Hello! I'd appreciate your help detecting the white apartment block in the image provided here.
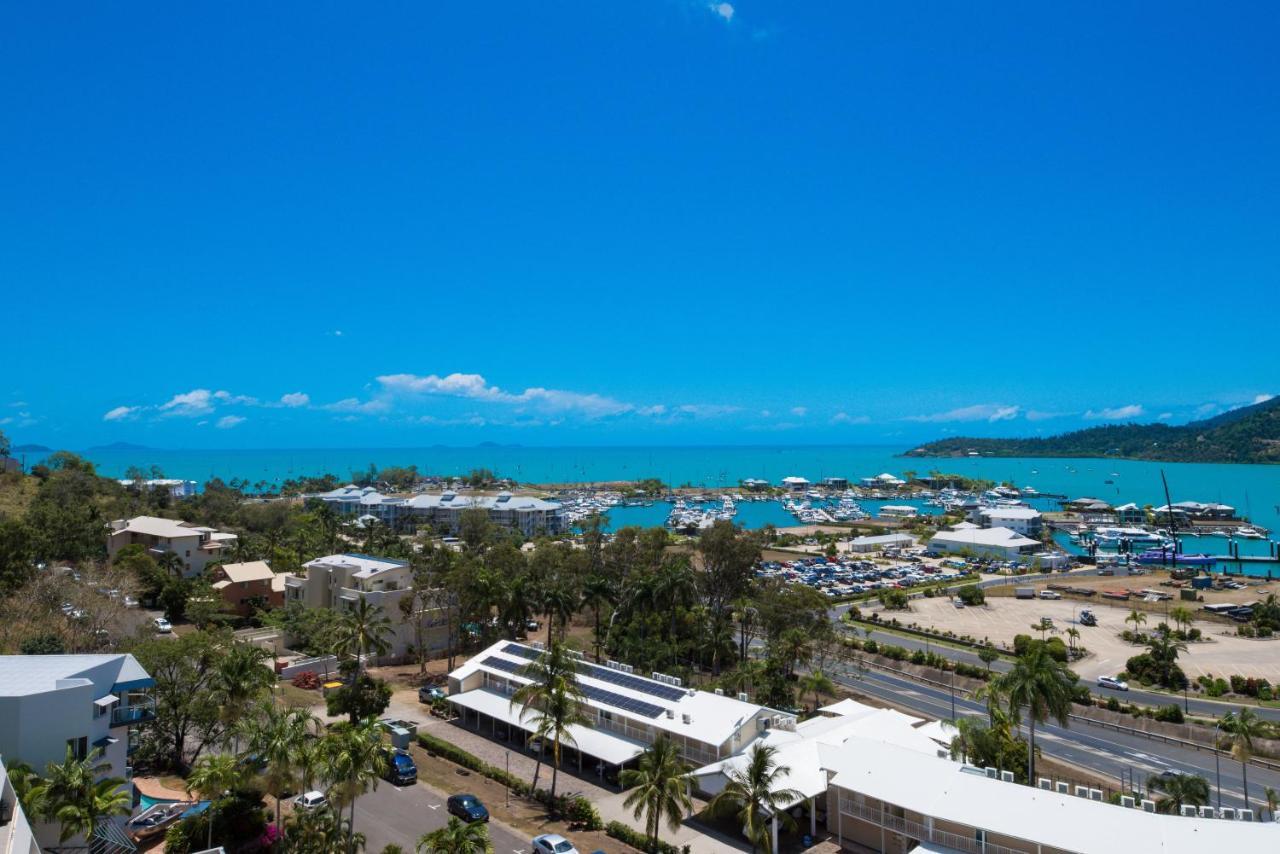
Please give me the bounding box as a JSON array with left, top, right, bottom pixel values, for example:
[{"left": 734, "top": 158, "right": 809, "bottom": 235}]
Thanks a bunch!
[
  {"left": 107, "top": 516, "right": 237, "bottom": 578},
  {"left": 312, "top": 487, "right": 565, "bottom": 537},
  {"left": 0, "top": 655, "right": 155, "bottom": 851},
  {"left": 448, "top": 640, "right": 794, "bottom": 771},
  {"left": 973, "top": 505, "right": 1043, "bottom": 537},
  {"left": 0, "top": 755, "right": 40, "bottom": 854},
  {"left": 283, "top": 554, "right": 447, "bottom": 660}
]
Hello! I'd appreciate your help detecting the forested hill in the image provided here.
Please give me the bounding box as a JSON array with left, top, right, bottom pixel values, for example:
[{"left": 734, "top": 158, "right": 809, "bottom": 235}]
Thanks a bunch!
[{"left": 904, "top": 397, "right": 1280, "bottom": 464}]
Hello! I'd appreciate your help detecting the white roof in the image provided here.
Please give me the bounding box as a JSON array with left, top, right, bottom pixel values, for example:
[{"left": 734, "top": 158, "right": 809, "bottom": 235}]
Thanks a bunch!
[
  {"left": 304, "top": 553, "right": 409, "bottom": 579},
  {"left": 449, "top": 688, "right": 646, "bottom": 765},
  {"left": 929, "top": 527, "right": 1038, "bottom": 549},
  {"left": 978, "top": 506, "right": 1041, "bottom": 520},
  {"left": 821, "top": 737, "right": 1279, "bottom": 853},
  {"left": 451, "top": 641, "right": 780, "bottom": 747},
  {"left": 0, "top": 654, "right": 153, "bottom": 696},
  {"left": 849, "top": 534, "right": 916, "bottom": 546},
  {"left": 407, "top": 493, "right": 561, "bottom": 512},
  {"left": 781, "top": 476, "right": 810, "bottom": 484}
]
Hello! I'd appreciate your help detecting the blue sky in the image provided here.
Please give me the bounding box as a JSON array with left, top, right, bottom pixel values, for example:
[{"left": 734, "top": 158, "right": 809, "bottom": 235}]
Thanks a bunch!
[{"left": 2, "top": 2, "right": 1276, "bottom": 449}]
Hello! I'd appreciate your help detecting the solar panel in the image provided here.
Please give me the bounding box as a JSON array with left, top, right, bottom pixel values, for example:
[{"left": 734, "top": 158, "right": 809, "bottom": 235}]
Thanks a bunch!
[
  {"left": 501, "top": 643, "right": 686, "bottom": 701},
  {"left": 479, "top": 655, "right": 665, "bottom": 718}
]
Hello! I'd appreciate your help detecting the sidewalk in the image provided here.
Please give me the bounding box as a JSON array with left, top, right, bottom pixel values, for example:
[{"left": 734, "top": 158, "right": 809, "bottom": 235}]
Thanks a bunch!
[{"left": 595, "top": 790, "right": 751, "bottom": 853}]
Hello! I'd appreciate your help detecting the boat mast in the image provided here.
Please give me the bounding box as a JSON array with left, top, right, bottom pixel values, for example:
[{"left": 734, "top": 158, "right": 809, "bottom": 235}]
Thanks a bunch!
[{"left": 1160, "top": 469, "right": 1180, "bottom": 575}]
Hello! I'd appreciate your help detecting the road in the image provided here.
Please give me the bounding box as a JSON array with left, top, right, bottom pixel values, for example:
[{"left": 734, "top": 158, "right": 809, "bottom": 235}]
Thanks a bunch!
[
  {"left": 353, "top": 777, "right": 527, "bottom": 854},
  {"left": 831, "top": 661, "right": 1280, "bottom": 812}
]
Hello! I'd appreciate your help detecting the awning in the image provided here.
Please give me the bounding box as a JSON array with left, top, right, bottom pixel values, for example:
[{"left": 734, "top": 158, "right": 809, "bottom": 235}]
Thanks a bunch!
[
  {"left": 95, "top": 694, "right": 120, "bottom": 708},
  {"left": 94, "top": 736, "right": 120, "bottom": 748},
  {"left": 449, "top": 689, "right": 646, "bottom": 766}
]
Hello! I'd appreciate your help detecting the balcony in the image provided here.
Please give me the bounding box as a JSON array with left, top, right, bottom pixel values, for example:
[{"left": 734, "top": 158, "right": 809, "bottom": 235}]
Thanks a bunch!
[{"left": 111, "top": 696, "right": 156, "bottom": 727}]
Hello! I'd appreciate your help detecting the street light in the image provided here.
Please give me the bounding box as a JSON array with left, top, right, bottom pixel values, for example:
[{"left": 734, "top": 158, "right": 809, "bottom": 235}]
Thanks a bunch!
[{"left": 505, "top": 750, "right": 511, "bottom": 807}]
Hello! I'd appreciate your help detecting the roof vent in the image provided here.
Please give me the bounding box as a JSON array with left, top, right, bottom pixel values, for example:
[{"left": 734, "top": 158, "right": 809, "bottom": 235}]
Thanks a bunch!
[
  {"left": 666, "top": 709, "right": 675, "bottom": 719},
  {"left": 681, "top": 713, "right": 691, "bottom": 725}
]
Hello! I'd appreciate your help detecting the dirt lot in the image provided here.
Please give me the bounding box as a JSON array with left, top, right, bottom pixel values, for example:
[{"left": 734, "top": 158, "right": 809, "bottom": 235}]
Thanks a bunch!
[{"left": 872, "top": 585, "right": 1280, "bottom": 684}]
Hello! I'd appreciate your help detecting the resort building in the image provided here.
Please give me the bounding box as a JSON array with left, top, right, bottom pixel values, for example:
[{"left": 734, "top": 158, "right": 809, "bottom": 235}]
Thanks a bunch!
[
  {"left": 447, "top": 640, "right": 794, "bottom": 772},
  {"left": 1062, "top": 497, "right": 1114, "bottom": 516},
  {"left": 877, "top": 505, "right": 918, "bottom": 520},
  {"left": 822, "top": 476, "right": 850, "bottom": 490},
  {"left": 0, "top": 655, "right": 155, "bottom": 848},
  {"left": 847, "top": 534, "right": 917, "bottom": 553},
  {"left": 209, "top": 560, "right": 283, "bottom": 616},
  {"left": 741, "top": 478, "right": 770, "bottom": 492},
  {"left": 782, "top": 476, "right": 811, "bottom": 494},
  {"left": 116, "top": 478, "right": 198, "bottom": 498},
  {"left": 1152, "top": 501, "right": 1239, "bottom": 523},
  {"left": 1114, "top": 502, "right": 1147, "bottom": 525},
  {"left": 860, "top": 473, "right": 906, "bottom": 488},
  {"left": 974, "top": 506, "right": 1042, "bottom": 537},
  {"left": 927, "top": 527, "right": 1040, "bottom": 561},
  {"left": 0, "top": 755, "right": 40, "bottom": 854},
  {"left": 283, "top": 553, "right": 447, "bottom": 660},
  {"left": 106, "top": 516, "right": 237, "bottom": 578},
  {"left": 312, "top": 486, "right": 565, "bottom": 537}
]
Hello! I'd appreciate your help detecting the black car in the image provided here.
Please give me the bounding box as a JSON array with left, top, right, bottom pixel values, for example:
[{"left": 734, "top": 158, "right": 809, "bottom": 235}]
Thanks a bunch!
[{"left": 447, "top": 793, "right": 489, "bottom": 823}]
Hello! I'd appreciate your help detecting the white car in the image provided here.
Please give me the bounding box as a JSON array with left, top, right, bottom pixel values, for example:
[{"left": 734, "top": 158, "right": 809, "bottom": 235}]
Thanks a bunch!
[
  {"left": 532, "top": 834, "right": 578, "bottom": 854},
  {"left": 1097, "top": 675, "right": 1129, "bottom": 691},
  {"left": 153, "top": 617, "right": 172, "bottom": 633},
  {"left": 1038, "top": 590, "right": 1062, "bottom": 600},
  {"left": 293, "top": 791, "right": 328, "bottom": 810}
]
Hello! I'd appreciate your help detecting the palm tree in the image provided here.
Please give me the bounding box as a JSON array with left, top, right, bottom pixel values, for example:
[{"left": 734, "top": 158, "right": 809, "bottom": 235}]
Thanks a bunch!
[
  {"left": 621, "top": 735, "right": 693, "bottom": 850},
  {"left": 157, "top": 549, "right": 185, "bottom": 578},
  {"left": 1125, "top": 608, "right": 1147, "bottom": 636},
  {"left": 1264, "top": 786, "right": 1278, "bottom": 822},
  {"left": 1065, "top": 627, "right": 1080, "bottom": 653},
  {"left": 333, "top": 597, "right": 394, "bottom": 673},
  {"left": 1169, "top": 605, "right": 1194, "bottom": 636},
  {"left": 242, "top": 702, "right": 318, "bottom": 834},
  {"left": 995, "top": 642, "right": 1075, "bottom": 785},
  {"left": 416, "top": 816, "right": 490, "bottom": 853},
  {"left": 1145, "top": 631, "right": 1188, "bottom": 688},
  {"left": 510, "top": 642, "right": 585, "bottom": 797},
  {"left": 38, "top": 747, "right": 132, "bottom": 844},
  {"left": 5, "top": 760, "right": 44, "bottom": 815},
  {"left": 323, "top": 718, "right": 388, "bottom": 854},
  {"left": 797, "top": 670, "right": 836, "bottom": 712},
  {"left": 708, "top": 744, "right": 803, "bottom": 854},
  {"left": 1220, "top": 708, "right": 1266, "bottom": 812},
  {"left": 186, "top": 753, "right": 245, "bottom": 850},
  {"left": 211, "top": 643, "right": 275, "bottom": 752},
  {"left": 1148, "top": 772, "right": 1210, "bottom": 815},
  {"left": 580, "top": 573, "right": 616, "bottom": 660},
  {"left": 541, "top": 582, "right": 579, "bottom": 643}
]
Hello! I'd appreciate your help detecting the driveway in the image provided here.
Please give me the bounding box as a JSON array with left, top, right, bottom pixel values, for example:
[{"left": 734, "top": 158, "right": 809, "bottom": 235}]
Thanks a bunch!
[{"left": 354, "top": 776, "right": 526, "bottom": 853}]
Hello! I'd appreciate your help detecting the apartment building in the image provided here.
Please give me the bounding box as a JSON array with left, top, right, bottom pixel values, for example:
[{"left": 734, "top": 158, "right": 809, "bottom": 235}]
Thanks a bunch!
[
  {"left": 209, "top": 560, "right": 283, "bottom": 616},
  {"left": 0, "top": 755, "right": 40, "bottom": 854},
  {"left": 106, "top": 516, "right": 237, "bottom": 578},
  {"left": 312, "top": 487, "right": 565, "bottom": 537},
  {"left": 283, "top": 554, "right": 447, "bottom": 660},
  {"left": 973, "top": 505, "right": 1043, "bottom": 537}
]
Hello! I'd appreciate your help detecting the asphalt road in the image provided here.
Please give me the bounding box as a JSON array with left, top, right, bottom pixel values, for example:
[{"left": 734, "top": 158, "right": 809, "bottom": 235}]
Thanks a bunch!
[
  {"left": 353, "top": 777, "right": 528, "bottom": 854},
  {"left": 832, "top": 661, "right": 1280, "bottom": 812}
]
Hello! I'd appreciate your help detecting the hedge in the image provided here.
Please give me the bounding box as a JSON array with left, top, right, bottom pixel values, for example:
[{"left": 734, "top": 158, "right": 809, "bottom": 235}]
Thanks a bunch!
[
  {"left": 605, "top": 821, "right": 691, "bottom": 854},
  {"left": 416, "top": 733, "right": 602, "bottom": 829}
]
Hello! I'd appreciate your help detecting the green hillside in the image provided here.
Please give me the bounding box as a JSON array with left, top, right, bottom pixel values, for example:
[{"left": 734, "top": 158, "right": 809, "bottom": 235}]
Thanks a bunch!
[{"left": 905, "top": 397, "right": 1280, "bottom": 464}]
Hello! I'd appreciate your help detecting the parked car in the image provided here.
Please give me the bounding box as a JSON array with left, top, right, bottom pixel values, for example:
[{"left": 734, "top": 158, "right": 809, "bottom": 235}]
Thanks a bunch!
[
  {"left": 293, "top": 791, "right": 328, "bottom": 810},
  {"left": 447, "top": 793, "right": 489, "bottom": 823},
  {"left": 1097, "top": 675, "right": 1129, "bottom": 691},
  {"left": 381, "top": 748, "right": 418, "bottom": 786},
  {"left": 532, "top": 834, "right": 578, "bottom": 854},
  {"left": 418, "top": 686, "right": 447, "bottom": 703},
  {"left": 153, "top": 617, "right": 172, "bottom": 633},
  {"left": 1038, "top": 590, "right": 1062, "bottom": 600}
]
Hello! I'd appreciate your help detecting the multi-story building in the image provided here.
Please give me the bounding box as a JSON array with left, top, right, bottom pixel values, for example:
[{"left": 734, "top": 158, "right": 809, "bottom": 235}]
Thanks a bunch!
[
  {"left": 0, "top": 655, "right": 155, "bottom": 849},
  {"left": 210, "top": 560, "right": 283, "bottom": 616},
  {"left": 115, "top": 478, "right": 198, "bottom": 499},
  {"left": 283, "top": 554, "right": 447, "bottom": 660},
  {"left": 311, "top": 487, "right": 565, "bottom": 537},
  {"left": 0, "top": 755, "right": 40, "bottom": 854},
  {"left": 106, "top": 516, "right": 237, "bottom": 578},
  {"left": 973, "top": 506, "right": 1043, "bottom": 537},
  {"left": 447, "top": 640, "right": 794, "bottom": 773}
]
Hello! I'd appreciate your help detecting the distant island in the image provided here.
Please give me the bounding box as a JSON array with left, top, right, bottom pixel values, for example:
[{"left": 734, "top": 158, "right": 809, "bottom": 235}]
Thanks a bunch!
[
  {"left": 906, "top": 396, "right": 1280, "bottom": 464},
  {"left": 87, "top": 441, "right": 155, "bottom": 451},
  {"left": 11, "top": 444, "right": 51, "bottom": 453}
]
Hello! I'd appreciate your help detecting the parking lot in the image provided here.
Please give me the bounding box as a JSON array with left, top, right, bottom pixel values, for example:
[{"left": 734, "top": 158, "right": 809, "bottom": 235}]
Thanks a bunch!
[{"left": 872, "top": 594, "right": 1280, "bottom": 684}]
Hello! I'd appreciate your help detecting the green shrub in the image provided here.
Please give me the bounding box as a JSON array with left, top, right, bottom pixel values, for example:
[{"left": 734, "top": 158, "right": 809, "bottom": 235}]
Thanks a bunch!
[
  {"left": 1154, "top": 704, "right": 1185, "bottom": 724},
  {"left": 956, "top": 584, "right": 985, "bottom": 606}
]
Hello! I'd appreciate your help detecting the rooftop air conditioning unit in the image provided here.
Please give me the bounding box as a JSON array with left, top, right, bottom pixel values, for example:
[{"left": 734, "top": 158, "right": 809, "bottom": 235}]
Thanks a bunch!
[
  {"left": 1074, "top": 786, "right": 1089, "bottom": 798},
  {"left": 1055, "top": 782, "right": 1070, "bottom": 795},
  {"left": 1180, "top": 805, "right": 1197, "bottom": 817},
  {"left": 687, "top": 688, "right": 696, "bottom": 697},
  {"left": 666, "top": 710, "right": 675, "bottom": 719},
  {"left": 1219, "top": 808, "right": 1236, "bottom": 821},
  {"left": 1198, "top": 806, "right": 1215, "bottom": 819},
  {"left": 984, "top": 768, "right": 998, "bottom": 779},
  {"left": 653, "top": 672, "right": 663, "bottom": 681},
  {"left": 1000, "top": 771, "right": 1015, "bottom": 783},
  {"left": 757, "top": 716, "right": 771, "bottom": 731},
  {"left": 1141, "top": 800, "right": 1156, "bottom": 813},
  {"left": 1089, "top": 789, "right": 1103, "bottom": 801},
  {"left": 682, "top": 713, "right": 692, "bottom": 725},
  {"left": 1038, "top": 778, "right": 1052, "bottom": 791},
  {"left": 715, "top": 688, "right": 724, "bottom": 696},
  {"left": 738, "top": 693, "right": 749, "bottom": 702},
  {"left": 1120, "top": 795, "right": 1135, "bottom": 809},
  {"left": 1238, "top": 809, "right": 1254, "bottom": 822}
]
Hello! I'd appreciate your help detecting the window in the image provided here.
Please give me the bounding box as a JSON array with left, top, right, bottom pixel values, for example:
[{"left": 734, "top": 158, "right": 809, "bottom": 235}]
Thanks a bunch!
[{"left": 67, "top": 736, "right": 88, "bottom": 761}]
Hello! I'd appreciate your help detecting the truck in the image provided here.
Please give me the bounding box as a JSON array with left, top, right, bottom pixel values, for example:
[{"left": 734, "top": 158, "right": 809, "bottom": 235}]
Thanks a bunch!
[{"left": 1014, "top": 587, "right": 1035, "bottom": 600}]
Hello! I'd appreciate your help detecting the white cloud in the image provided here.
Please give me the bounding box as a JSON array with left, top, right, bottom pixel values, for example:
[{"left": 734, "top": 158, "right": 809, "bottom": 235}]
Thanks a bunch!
[
  {"left": 637, "top": 405, "right": 668, "bottom": 417},
  {"left": 790, "top": 406, "right": 808, "bottom": 417},
  {"left": 1084, "top": 404, "right": 1145, "bottom": 421},
  {"left": 1025, "top": 410, "right": 1071, "bottom": 422},
  {"left": 103, "top": 405, "right": 140, "bottom": 422},
  {"left": 279, "top": 392, "right": 311, "bottom": 408},
  {"left": 905, "top": 404, "right": 1021, "bottom": 423},
  {"left": 709, "top": 2, "right": 734, "bottom": 21},
  {"left": 376, "top": 372, "right": 635, "bottom": 418},
  {"left": 160, "top": 389, "right": 216, "bottom": 417},
  {"left": 216, "top": 415, "right": 246, "bottom": 429},
  {"left": 1158, "top": 412, "right": 1174, "bottom": 420},
  {"left": 323, "top": 397, "right": 390, "bottom": 415},
  {"left": 831, "top": 412, "right": 871, "bottom": 425},
  {"left": 1253, "top": 393, "right": 1275, "bottom": 405},
  {"left": 212, "top": 390, "right": 258, "bottom": 406}
]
